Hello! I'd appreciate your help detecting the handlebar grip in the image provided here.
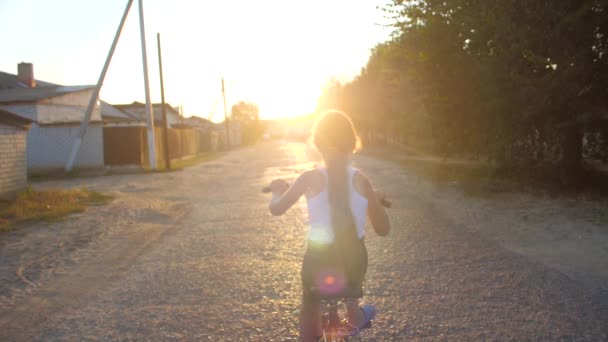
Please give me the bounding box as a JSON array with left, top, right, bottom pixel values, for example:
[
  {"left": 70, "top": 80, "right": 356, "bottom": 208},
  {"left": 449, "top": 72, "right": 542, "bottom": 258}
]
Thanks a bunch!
[{"left": 379, "top": 197, "right": 392, "bottom": 208}]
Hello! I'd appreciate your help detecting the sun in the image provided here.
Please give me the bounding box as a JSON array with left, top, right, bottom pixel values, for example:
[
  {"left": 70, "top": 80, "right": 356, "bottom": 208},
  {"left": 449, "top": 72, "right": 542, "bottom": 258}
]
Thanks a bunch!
[
  {"left": 222, "top": 70, "right": 322, "bottom": 121},
  {"left": 215, "top": 39, "right": 326, "bottom": 122},
  {"left": 255, "top": 83, "right": 321, "bottom": 121}
]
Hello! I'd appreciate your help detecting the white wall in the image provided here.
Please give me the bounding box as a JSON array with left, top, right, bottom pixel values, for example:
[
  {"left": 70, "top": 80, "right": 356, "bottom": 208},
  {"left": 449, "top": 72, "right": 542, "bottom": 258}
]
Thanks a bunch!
[
  {"left": 27, "top": 124, "right": 104, "bottom": 173},
  {"left": 0, "top": 123, "right": 28, "bottom": 198},
  {"left": 1, "top": 89, "right": 101, "bottom": 123},
  {"left": 2, "top": 89, "right": 104, "bottom": 173},
  {"left": 40, "top": 89, "right": 101, "bottom": 122}
]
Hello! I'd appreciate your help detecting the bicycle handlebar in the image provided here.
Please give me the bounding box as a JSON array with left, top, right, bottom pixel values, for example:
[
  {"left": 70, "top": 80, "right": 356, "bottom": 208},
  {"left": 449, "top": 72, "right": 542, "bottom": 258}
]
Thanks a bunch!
[{"left": 262, "top": 184, "right": 392, "bottom": 208}]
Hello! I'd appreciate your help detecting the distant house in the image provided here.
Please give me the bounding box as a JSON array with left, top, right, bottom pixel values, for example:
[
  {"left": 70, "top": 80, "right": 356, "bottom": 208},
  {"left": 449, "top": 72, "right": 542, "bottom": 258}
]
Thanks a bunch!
[
  {"left": 184, "top": 116, "right": 243, "bottom": 148},
  {"left": 0, "top": 63, "right": 104, "bottom": 175},
  {"left": 182, "top": 116, "right": 226, "bottom": 151},
  {"left": 183, "top": 115, "right": 215, "bottom": 132},
  {"left": 100, "top": 101, "right": 148, "bottom": 167},
  {"left": 101, "top": 101, "right": 187, "bottom": 167},
  {"left": 113, "top": 101, "right": 183, "bottom": 127},
  {"left": 0, "top": 107, "right": 32, "bottom": 199},
  {"left": 204, "top": 120, "right": 241, "bottom": 149},
  {"left": 100, "top": 100, "right": 143, "bottom": 127}
]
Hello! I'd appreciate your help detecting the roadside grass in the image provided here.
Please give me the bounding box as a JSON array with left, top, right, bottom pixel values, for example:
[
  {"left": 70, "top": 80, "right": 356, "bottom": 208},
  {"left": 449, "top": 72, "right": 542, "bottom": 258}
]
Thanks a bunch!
[
  {"left": 167, "top": 152, "right": 224, "bottom": 170},
  {"left": 362, "top": 144, "right": 608, "bottom": 199},
  {"left": 140, "top": 152, "right": 225, "bottom": 173},
  {"left": 29, "top": 169, "right": 106, "bottom": 182},
  {"left": 361, "top": 145, "right": 514, "bottom": 197},
  {"left": 0, "top": 188, "right": 113, "bottom": 232}
]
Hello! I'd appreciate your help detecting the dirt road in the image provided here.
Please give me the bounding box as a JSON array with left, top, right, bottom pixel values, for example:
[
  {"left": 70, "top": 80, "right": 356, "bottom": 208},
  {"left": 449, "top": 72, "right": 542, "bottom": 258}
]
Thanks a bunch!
[{"left": 0, "top": 141, "right": 606, "bottom": 341}]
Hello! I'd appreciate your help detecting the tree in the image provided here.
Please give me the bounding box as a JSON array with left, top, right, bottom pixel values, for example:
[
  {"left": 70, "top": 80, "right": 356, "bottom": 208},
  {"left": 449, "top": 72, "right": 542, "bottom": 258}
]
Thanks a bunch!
[
  {"left": 319, "top": 0, "right": 608, "bottom": 183},
  {"left": 231, "top": 101, "right": 259, "bottom": 122},
  {"left": 230, "top": 101, "right": 263, "bottom": 145}
]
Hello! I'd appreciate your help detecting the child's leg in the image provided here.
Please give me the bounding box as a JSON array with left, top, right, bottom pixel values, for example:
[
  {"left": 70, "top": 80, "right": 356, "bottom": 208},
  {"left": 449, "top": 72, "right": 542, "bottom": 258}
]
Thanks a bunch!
[{"left": 299, "top": 294, "right": 321, "bottom": 342}]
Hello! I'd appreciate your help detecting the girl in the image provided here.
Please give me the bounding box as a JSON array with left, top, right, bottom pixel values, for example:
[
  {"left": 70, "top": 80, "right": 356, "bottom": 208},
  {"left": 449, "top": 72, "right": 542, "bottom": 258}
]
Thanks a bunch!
[{"left": 268, "top": 110, "right": 391, "bottom": 341}]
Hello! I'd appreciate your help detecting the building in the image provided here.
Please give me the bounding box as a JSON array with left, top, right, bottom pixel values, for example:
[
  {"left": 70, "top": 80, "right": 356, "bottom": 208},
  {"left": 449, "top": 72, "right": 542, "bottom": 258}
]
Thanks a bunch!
[
  {"left": 101, "top": 100, "right": 143, "bottom": 127},
  {"left": 183, "top": 115, "right": 215, "bottom": 132},
  {"left": 0, "top": 63, "right": 104, "bottom": 175},
  {"left": 0, "top": 107, "right": 32, "bottom": 199},
  {"left": 113, "top": 101, "right": 183, "bottom": 127},
  {"left": 102, "top": 101, "right": 186, "bottom": 167}
]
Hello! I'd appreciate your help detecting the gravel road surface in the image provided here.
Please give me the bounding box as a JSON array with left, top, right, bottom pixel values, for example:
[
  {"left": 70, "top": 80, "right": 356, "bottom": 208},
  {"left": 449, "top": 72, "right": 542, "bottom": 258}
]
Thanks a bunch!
[{"left": 0, "top": 141, "right": 606, "bottom": 341}]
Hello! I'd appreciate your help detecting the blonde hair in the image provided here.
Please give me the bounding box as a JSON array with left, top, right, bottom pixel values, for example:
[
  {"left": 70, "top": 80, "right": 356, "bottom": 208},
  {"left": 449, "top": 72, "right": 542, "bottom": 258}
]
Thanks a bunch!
[{"left": 311, "top": 110, "right": 361, "bottom": 155}]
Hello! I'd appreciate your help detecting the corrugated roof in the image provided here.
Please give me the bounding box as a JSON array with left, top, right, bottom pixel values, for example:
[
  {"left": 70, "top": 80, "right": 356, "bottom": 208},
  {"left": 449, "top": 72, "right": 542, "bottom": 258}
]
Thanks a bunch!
[
  {"left": 184, "top": 116, "right": 213, "bottom": 125},
  {"left": 101, "top": 101, "right": 141, "bottom": 121},
  {"left": 0, "top": 71, "right": 58, "bottom": 90},
  {"left": 0, "top": 85, "right": 96, "bottom": 103},
  {"left": 0, "top": 106, "right": 34, "bottom": 126},
  {"left": 114, "top": 102, "right": 182, "bottom": 123}
]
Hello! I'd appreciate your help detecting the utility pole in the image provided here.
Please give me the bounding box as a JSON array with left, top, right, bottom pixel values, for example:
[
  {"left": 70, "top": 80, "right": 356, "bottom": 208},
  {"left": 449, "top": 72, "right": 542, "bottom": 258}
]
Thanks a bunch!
[
  {"left": 138, "top": 0, "right": 157, "bottom": 169},
  {"left": 222, "top": 77, "right": 230, "bottom": 149},
  {"left": 65, "top": 0, "right": 134, "bottom": 172},
  {"left": 157, "top": 33, "right": 171, "bottom": 170}
]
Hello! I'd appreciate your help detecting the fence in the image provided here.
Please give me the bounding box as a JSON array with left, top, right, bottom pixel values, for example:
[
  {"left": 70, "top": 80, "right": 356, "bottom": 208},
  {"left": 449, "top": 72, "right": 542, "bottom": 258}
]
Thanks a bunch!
[
  {"left": 103, "top": 127, "right": 147, "bottom": 166},
  {"left": 103, "top": 126, "right": 216, "bottom": 167}
]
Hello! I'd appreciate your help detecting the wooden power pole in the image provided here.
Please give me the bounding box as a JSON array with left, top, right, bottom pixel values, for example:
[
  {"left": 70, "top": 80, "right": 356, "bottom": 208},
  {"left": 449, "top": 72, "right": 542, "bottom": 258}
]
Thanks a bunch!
[
  {"left": 157, "top": 33, "right": 171, "bottom": 170},
  {"left": 138, "top": 0, "right": 157, "bottom": 170},
  {"left": 222, "top": 77, "right": 230, "bottom": 149}
]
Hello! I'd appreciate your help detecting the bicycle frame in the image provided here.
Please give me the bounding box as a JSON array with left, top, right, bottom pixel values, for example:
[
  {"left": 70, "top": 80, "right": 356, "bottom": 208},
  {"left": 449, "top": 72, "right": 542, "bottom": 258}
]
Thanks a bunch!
[{"left": 318, "top": 298, "right": 365, "bottom": 342}]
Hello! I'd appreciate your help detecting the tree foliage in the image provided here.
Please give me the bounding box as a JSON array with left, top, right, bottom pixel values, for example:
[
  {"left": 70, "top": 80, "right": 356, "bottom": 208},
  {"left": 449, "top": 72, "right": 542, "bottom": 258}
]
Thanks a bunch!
[
  {"left": 230, "top": 101, "right": 264, "bottom": 145},
  {"left": 318, "top": 0, "right": 608, "bottom": 181}
]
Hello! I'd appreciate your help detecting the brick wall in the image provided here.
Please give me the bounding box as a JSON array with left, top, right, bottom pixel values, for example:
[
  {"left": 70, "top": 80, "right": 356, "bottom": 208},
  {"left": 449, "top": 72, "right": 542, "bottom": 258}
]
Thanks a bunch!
[{"left": 0, "top": 123, "right": 28, "bottom": 199}]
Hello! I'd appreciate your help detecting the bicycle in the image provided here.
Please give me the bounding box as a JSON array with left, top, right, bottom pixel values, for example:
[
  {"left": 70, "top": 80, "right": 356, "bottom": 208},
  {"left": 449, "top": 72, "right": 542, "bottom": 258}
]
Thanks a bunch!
[
  {"left": 263, "top": 180, "right": 389, "bottom": 341},
  {"left": 261, "top": 184, "right": 392, "bottom": 208},
  {"left": 311, "top": 287, "right": 374, "bottom": 342}
]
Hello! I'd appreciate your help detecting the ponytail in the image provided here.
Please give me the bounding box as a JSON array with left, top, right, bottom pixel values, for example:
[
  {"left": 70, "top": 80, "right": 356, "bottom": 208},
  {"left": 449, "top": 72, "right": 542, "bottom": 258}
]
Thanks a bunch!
[
  {"left": 326, "top": 155, "right": 358, "bottom": 244},
  {"left": 326, "top": 155, "right": 365, "bottom": 289}
]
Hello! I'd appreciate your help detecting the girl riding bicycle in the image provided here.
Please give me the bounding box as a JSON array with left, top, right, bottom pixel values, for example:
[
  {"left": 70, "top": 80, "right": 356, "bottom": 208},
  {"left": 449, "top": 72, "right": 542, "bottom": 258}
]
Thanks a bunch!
[{"left": 268, "top": 110, "right": 391, "bottom": 341}]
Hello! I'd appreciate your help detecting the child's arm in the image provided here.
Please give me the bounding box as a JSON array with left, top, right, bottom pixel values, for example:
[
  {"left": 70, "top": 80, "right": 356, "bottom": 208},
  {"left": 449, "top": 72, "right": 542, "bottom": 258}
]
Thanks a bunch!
[
  {"left": 359, "top": 173, "right": 391, "bottom": 236},
  {"left": 268, "top": 171, "right": 311, "bottom": 216}
]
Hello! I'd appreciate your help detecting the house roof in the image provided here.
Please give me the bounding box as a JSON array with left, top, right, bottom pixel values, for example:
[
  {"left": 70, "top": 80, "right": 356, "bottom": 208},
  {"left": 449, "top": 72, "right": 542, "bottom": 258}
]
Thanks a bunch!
[
  {"left": 0, "top": 71, "right": 58, "bottom": 90},
  {"left": 114, "top": 101, "right": 182, "bottom": 123},
  {"left": 184, "top": 115, "right": 213, "bottom": 125},
  {"left": 101, "top": 101, "right": 141, "bottom": 122},
  {"left": 0, "top": 106, "right": 33, "bottom": 127},
  {"left": 0, "top": 85, "right": 96, "bottom": 103},
  {"left": 177, "top": 115, "right": 215, "bottom": 129}
]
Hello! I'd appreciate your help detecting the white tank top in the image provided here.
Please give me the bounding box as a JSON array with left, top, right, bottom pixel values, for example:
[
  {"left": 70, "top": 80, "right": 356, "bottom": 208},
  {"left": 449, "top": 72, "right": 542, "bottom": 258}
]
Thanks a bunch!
[{"left": 306, "top": 166, "right": 368, "bottom": 244}]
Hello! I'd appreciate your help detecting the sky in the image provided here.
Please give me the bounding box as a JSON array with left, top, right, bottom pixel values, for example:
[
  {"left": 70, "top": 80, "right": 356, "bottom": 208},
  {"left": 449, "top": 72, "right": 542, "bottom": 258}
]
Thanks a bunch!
[{"left": 0, "top": 0, "right": 391, "bottom": 121}]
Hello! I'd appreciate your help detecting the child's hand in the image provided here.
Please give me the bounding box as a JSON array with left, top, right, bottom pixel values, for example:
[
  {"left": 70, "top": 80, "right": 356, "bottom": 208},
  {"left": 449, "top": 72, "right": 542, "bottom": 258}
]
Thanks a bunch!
[
  {"left": 269, "top": 179, "right": 289, "bottom": 195},
  {"left": 375, "top": 191, "right": 392, "bottom": 208}
]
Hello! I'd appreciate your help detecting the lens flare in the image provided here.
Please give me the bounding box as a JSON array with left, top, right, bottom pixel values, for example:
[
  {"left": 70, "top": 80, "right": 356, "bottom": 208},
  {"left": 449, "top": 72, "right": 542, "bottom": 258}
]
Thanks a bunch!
[
  {"left": 315, "top": 269, "right": 345, "bottom": 296},
  {"left": 308, "top": 223, "right": 334, "bottom": 245}
]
